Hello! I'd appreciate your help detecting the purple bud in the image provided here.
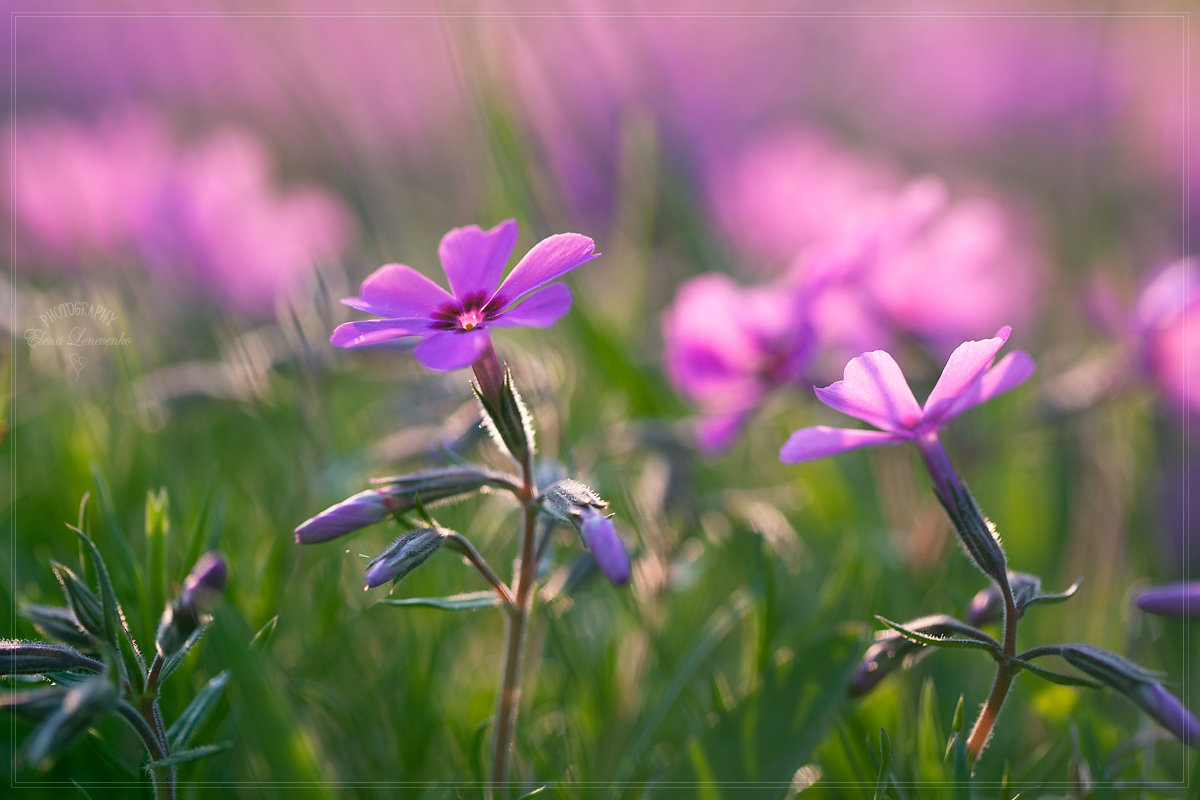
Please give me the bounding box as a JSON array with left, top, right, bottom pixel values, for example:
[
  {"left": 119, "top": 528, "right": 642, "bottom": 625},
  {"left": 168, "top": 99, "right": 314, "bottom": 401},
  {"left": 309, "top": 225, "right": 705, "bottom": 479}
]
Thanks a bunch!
[
  {"left": 965, "top": 572, "right": 1042, "bottom": 626},
  {"left": 1131, "top": 682, "right": 1200, "bottom": 746},
  {"left": 364, "top": 528, "right": 445, "bottom": 588},
  {"left": 581, "top": 511, "right": 630, "bottom": 586},
  {"left": 157, "top": 552, "right": 227, "bottom": 658},
  {"left": 1135, "top": 582, "right": 1200, "bottom": 619},
  {"left": 295, "top": 490, "right": 391, "bottom": 544},
  {"left": 181, "top": 552, "right": 227, "bottom": 606}
]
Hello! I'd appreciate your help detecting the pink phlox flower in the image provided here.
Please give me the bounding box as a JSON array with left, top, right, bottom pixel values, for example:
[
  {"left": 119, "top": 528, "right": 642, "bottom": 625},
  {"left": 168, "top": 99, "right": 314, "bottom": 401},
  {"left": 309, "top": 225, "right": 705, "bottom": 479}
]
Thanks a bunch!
[
  {"left": 332, "top": 220, "right": 598, "bottom": 371},
  {"left": 780, "top": 326, "right": 1035, "bottom": 463},
  {"left": 663, "top": 273, "right": 815, "bottom": 451},
  {"left": 1132, "top": 259, "right": 1200, "bottom": 417}
]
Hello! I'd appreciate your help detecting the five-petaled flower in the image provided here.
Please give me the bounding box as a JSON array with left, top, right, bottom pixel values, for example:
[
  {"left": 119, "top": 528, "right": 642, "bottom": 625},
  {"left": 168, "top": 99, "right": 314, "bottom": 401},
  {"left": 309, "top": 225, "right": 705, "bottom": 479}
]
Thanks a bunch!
[
  {"left": 780, "top": 326, "right": 1035, "bottom": 500},
  {"left": 332, "top": 220, "right": 598, "bottom": 371}
]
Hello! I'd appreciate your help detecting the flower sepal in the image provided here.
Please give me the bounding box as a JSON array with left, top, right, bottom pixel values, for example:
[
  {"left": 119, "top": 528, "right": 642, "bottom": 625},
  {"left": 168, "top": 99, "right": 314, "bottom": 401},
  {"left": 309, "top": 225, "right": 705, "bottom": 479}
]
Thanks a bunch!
[
  {"left": 934, "top": 481, "right": 1008, "bottom": 588},
  {"left": 473, "top": 364, "right": 535, "bottom": 467}
]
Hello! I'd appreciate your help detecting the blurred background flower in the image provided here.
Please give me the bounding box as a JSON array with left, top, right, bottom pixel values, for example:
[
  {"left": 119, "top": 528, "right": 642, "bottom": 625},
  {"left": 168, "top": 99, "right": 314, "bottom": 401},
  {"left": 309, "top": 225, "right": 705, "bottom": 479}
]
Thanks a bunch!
[{"left": 5, "top": 2, "right": 1196, "bottom": 792}]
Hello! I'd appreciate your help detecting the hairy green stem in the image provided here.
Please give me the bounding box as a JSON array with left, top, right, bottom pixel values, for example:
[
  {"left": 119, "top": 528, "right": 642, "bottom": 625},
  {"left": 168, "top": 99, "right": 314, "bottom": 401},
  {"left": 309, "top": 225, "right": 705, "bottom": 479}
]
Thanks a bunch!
[
  {"left": 966, "top": 576, "right": 1019, "bottom": 761},
  {"left": 489, "top": 461, "right": 538, "bottom": 796}
]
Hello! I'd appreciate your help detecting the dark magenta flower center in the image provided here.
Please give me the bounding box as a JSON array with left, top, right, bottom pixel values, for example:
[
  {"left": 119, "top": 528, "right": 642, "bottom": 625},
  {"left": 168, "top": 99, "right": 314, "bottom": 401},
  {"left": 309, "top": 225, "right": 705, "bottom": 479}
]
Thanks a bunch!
[{"left": 430, "top": 291, "right": 509, "bottom": 333}]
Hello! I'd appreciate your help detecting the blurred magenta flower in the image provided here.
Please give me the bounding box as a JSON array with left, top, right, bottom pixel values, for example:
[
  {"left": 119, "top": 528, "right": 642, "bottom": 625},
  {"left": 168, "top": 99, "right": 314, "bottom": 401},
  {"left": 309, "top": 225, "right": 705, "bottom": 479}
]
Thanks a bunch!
[
  {"left": 139, "top": 126, "right": 354, "bottom": 316},
  {"left": 1133, "top": 259, "right": 1199, "bottom": 418},
  {"left": 663, "top": 273, "right": 815, "bottom": 451},
  {"left": 1135, "top": 582, "right": 1200, "bottom": 619},
  {"left": 6, "top": 109, "right": 169, "bottom": 266},
  {"left": 781, "top": 326, "right": 1034, "bottom": 499},
  {"left": 7, "top": 109, "right": 354, "bottom": 316},
  {"left": 710, "top": 130, "right": 900, "bottom": 267},
  {"left": 331, "top": 220, "right": 598, "bottom": 371}
]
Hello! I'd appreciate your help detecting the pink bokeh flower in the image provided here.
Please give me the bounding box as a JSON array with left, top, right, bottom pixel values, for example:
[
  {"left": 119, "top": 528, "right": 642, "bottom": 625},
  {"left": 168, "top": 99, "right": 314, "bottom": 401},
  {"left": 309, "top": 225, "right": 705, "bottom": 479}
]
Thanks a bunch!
[
  {"left": 331, "top": 220, "right": 598, "bottom": 371},
  {"left": 7, "top": 109, "right": 354, "bottom": 316},
  {"left": 1133, "top": 259, "right": 1199, "bottom": 418},
  {"left": 663, "top": 273, "right": 815, "bottom": 451}
]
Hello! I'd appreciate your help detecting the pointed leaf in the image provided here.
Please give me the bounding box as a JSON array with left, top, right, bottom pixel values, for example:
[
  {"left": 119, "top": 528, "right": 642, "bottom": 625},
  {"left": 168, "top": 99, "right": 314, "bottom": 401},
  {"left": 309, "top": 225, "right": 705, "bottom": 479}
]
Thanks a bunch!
[
  {"left": 66, "top": 525, "right": 121, "bottom": 650},
  {"left": 52, "top": 562, "right": 105, "bottom": 640},
  {"left": 875, "top": 616, "right": 1003, "bottom": 657},
  {"left": 873, "top": 729, "right": 892, "bottom": 800},
  {"left": 1011, "top": 658, "right": 1103, "bottom": 689},
  {"left": 378, "top": 591, "right": 503, "bottom": 611},
  {"left": 167, "top": 670, "right": 230, "bottom": 751},
  {"left": 145, "top": 741, "right": 232, "bottom": 768}
]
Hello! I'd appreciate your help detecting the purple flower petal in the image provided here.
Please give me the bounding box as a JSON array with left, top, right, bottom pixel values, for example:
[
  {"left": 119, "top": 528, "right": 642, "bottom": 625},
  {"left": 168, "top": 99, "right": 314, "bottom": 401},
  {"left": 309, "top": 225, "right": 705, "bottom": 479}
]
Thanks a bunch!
[
  {"left": 945, "top": 350, "right": 1036, "bottom": 419},
  {"left": 1135, "top": 582, "right": 1200, "bottom": 618},
  {"left": 779, "top": 426, "right": 906, "bottom": 463},
  {"left": 491, "top": 283, "right": 573, "bottom": 328},
  {"left": 496, "top": 232, "right": 598, "bottom": 303},
  {"left": 814, "top": 350, "right": 923, "bottom": 432},
  {"left": 412, "top": 329, "right": 489, "bottom": 371},
  {"left": 347, "top": 263, "right": 453, "bottom": 318},
  {"left": 581, "top": 513, "right": 630, "bottom": 586},
  {"left": 922, "top": 326, "right": 1011, "bottom": 424},
  {"left": 331, "top": 318, "right": 430, "bottom": 348},
  {"left": 438, "top": 219, "right": 518, "bottom": 299}
]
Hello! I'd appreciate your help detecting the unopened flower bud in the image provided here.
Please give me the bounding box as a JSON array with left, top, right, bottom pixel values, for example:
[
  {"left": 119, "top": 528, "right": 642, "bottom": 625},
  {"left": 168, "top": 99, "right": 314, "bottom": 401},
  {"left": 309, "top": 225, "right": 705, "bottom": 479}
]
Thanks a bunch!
[
  {"left": 1131, "top": 682, "right": 1200, "bottom": 745},
  {"left": 295, "top": 490, "right": 392, "bottom": 544},
  {"left": 966, "top": 572, "right": 1042, "bottom": 626},
  {"left": 1135, "top": 582, "right": 1200, "bottom": 619},
  {"left": 1059, "top": 643, "right": 1197, "bottom": 745},
  {"left": 364, "top": 528, "right": 445, "bottom": 588},
  {"left": 1, "top": 640, "right": 103, "bottom": 676},
  {"left": 180, "top": 552, "right": 227, "bottom": 607},
  {"left": 542, "top": 480, "right": 630, "bottom": 586},
  {"left": 156, "top": 552, "right": 227, "bottom": 658},
  {"left": 581, "top": 512, "right": 630, "bottom": 586}
]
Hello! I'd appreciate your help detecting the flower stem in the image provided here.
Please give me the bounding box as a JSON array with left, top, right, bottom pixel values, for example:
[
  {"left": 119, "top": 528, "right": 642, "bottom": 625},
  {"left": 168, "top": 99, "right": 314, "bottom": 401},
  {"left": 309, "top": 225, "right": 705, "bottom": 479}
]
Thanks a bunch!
[
  {"left": 444, "top": 532, "right": 517, "bottom": 611},
  {"left": 966, "top": 576, "right": 1019, "bottom": 762},
  {"left": 490, "top": 463, "right": 538, "bottom": 796},
  {"left": 914, "top": 430, "right": 961, "bottom": 507}
]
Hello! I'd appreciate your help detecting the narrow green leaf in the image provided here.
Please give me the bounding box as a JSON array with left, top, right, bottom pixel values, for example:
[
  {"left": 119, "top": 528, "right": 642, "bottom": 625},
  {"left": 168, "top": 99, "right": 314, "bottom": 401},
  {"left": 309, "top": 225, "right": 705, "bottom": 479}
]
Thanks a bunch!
[
  {"left": 250, "top": 615, "right": 278, "bottom": 650},
  {"left": 88, "top": 465, "right": 145, "bottom": 617},
  {"left": 145, "top": 741, "right": 231, "bottom": 768},
  {"left": 1010, "top": 658, "right": 1102, "bottom": 689},
  {"left": 51, "top": 562, "right": 105, "bottom": 640},
  {"left": 1026, "top": 579, "right": 1081, "bottom": 610},
  {"left": 950, "top": 733, "right": 970, "bottom": 800},
  {"left": 146, "top": 489, "right": 170, "bottom": 634},
  {"left": 873, "top": 729, "right": 892, "bottom": 800},
  {"left": 182, "top": 476, "right": 219, "bottom": 579},
  {"left": 167, "top": 670, "right": 230, "bottom": 751},
  {"left": 666, "top": 628, "right": 862, "bottom": 787},
  {"left": 517, "top": 787, "right": 548, "bottom": 799},
  {"left": 65, "top": 524, "right": 121, "bottom": 650},
  {"left": 158, "top": 625, "right": 207, "bottom": 686},
  {"left": 874, "top": 616, "right": 1002, "bottom": 657},
  {"left": 618, "top": 590, "right": 754, "bottom": 783},
  {"left": 378, "top": 591, "right": 502, "bottom": 611},
  {"left": 916, "top": 679, "right": 948, "bottom": 788}
]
